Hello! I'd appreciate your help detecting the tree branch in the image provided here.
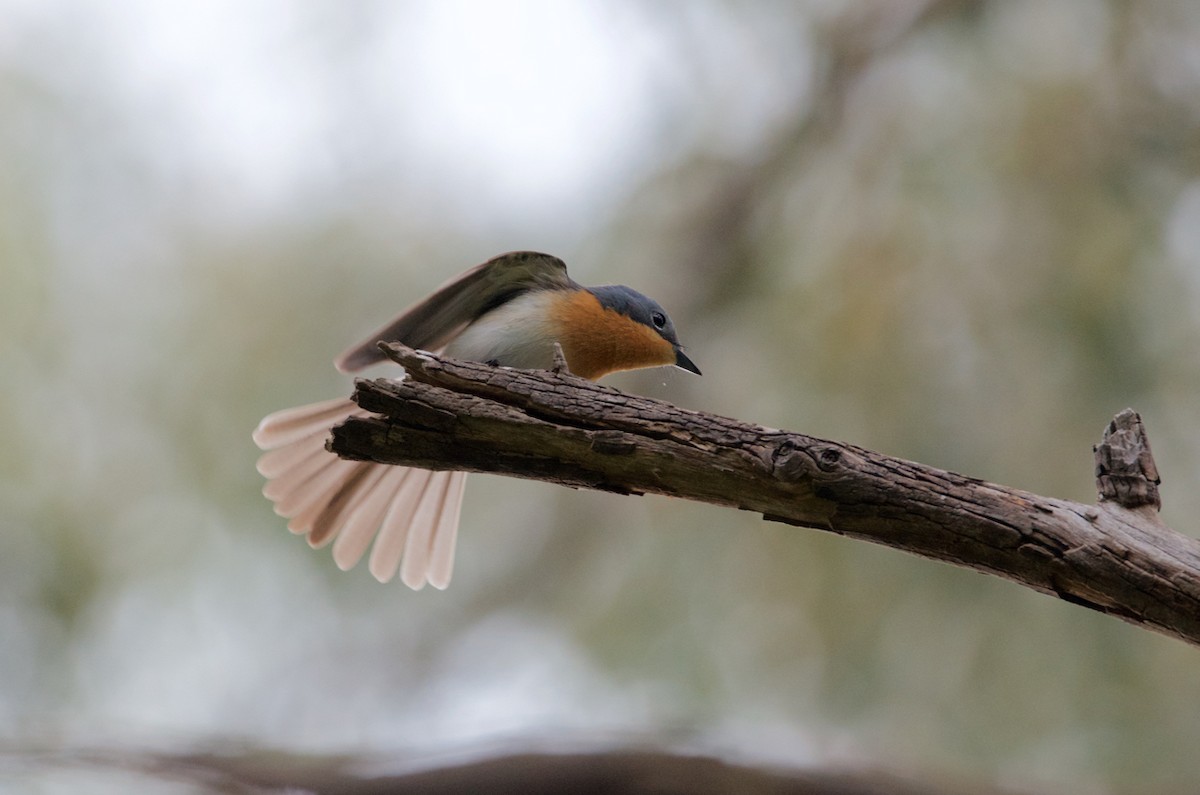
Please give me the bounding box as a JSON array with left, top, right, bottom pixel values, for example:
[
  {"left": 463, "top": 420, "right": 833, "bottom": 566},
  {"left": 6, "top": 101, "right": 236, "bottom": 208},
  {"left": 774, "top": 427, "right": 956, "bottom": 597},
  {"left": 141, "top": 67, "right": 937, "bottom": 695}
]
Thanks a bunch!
[
  {"left": 330, "top": 344, "right": 1200, "bottom": 648},
  {"left": 10, "top": 745, "right": 1035, "bottom": 795}
]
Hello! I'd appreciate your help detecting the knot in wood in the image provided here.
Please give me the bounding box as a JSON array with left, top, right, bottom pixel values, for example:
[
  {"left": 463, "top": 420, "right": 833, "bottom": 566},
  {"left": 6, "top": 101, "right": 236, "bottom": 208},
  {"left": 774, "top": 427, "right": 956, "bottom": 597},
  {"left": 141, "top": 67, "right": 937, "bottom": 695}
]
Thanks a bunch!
[
  {"left": 814, "top": 445, "right": 843, "bottom": 472},
  {"left": 771, "top": 438, "right": 808, "bottom": 482},
  {"left": 771, "top": 439, "right": 854, "bottom": 481}
]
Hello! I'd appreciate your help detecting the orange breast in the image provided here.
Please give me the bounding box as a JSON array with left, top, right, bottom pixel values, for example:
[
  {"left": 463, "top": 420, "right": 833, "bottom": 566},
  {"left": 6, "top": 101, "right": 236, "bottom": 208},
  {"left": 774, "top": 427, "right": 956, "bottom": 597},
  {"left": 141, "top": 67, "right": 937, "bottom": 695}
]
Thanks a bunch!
[{"left": 549, "top": 290, "right": 677, "bottom": 380}]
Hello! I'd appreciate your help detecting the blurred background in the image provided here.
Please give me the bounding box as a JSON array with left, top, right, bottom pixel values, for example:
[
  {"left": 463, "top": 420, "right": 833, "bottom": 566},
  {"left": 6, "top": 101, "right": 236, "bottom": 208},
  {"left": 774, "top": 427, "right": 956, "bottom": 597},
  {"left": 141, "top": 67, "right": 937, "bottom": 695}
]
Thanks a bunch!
[{"left": 3, "top": 0, "right": 1200, "bottom": 792}]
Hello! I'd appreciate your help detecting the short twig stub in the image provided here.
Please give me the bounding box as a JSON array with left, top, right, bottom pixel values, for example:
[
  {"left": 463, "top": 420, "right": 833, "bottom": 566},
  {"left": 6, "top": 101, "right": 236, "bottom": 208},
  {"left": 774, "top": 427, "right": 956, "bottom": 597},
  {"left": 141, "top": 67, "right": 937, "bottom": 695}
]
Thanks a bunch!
[{"left": 1094, "top": 408, "right": 1161, "bottom": 511}]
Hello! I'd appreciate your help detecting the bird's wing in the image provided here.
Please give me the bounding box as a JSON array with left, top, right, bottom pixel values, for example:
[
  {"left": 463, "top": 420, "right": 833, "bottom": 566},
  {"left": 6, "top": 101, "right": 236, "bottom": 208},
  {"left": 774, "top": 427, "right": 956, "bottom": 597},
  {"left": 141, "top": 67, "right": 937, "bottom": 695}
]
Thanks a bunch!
[{"left": 335, "top": 251, "right": 575, "bottom": 372}]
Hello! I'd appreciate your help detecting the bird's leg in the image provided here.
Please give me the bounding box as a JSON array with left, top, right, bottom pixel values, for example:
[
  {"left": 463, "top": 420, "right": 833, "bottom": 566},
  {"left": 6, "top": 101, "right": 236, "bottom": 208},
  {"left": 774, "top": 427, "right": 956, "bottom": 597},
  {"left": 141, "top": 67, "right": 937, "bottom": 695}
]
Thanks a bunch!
[{"left": 551, "top": 342, "right": 571, "bottom": 375}]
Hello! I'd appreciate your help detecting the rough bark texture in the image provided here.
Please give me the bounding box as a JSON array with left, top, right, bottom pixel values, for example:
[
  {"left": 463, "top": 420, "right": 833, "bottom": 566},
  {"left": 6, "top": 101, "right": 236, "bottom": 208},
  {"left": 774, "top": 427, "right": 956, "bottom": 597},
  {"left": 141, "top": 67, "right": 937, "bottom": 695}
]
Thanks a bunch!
[
  {"left": 1094, "top": 408, "right": 1162, "bottom": 510},
  {"left": 330, "top": 344, "right": 1200, "bottom": 648}
]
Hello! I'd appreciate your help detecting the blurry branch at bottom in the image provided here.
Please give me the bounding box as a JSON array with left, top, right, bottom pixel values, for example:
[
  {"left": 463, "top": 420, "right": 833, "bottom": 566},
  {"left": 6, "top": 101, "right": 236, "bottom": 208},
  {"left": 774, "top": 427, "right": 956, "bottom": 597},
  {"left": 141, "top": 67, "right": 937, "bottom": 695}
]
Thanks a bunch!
[
  {"left": 11, "top": 746, "right": 1034, "bottom": 795},
  {"left": 332, "top": 344, "right": 1200, "bottom": 649}
]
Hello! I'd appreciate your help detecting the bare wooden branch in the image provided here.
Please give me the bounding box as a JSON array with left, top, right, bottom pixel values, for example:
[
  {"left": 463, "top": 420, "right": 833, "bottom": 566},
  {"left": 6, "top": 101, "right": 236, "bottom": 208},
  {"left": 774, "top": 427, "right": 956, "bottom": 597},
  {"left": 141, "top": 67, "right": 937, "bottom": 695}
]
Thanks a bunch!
[{"left": 330, "top": 344, "right": 1200, "bottom": 648}]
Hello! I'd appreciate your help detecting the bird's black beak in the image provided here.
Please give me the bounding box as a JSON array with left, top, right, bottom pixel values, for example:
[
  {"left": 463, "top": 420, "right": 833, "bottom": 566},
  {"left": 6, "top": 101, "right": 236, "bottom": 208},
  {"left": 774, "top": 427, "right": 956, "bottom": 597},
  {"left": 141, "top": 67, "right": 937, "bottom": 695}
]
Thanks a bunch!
[{"left": 674, "top": 348, "right": 701, "bottom": 375}]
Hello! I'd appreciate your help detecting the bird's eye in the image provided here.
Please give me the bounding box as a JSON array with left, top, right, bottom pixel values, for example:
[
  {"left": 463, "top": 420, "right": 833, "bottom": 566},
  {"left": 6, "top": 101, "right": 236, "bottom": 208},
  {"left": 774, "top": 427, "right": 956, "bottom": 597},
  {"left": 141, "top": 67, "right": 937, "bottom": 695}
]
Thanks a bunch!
[{"left": 651, "top": 311, "right": 667, "bottom": 330}]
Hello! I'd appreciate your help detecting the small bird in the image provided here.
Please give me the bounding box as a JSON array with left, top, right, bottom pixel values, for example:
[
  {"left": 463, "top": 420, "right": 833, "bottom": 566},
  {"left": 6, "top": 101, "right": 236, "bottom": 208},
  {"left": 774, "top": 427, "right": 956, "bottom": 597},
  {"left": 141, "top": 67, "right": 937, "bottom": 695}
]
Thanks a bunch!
[{"left": 253, "top": 251, "right": 700, "bottom": 590}]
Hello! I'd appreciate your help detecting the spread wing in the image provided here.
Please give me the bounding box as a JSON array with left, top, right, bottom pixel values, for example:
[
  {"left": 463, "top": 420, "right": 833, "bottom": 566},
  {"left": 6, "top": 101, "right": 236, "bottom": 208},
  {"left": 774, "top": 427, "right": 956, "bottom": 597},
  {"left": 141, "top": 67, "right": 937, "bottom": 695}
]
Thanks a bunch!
[{"left": 335, "top": 251, "right": 575, "bottom": 373}]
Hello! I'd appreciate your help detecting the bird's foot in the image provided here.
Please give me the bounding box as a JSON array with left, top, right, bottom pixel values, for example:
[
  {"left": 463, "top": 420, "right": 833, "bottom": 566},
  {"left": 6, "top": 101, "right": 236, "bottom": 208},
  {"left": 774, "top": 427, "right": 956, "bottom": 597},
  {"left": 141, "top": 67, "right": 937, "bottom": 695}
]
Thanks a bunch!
[{"left": 551, "top": 342, "right": 570, "bottom": 375}]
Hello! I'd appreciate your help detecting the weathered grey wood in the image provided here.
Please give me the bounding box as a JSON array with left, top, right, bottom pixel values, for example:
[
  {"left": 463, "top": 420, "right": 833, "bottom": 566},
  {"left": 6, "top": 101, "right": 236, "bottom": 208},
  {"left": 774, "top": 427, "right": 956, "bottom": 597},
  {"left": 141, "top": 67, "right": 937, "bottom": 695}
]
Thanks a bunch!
[
  {"left": 329, "top": 343, "right": 1200, "bottom": 648},
  {"left": 1094, "top": 408, "right": 1161, "bottom": 510}
]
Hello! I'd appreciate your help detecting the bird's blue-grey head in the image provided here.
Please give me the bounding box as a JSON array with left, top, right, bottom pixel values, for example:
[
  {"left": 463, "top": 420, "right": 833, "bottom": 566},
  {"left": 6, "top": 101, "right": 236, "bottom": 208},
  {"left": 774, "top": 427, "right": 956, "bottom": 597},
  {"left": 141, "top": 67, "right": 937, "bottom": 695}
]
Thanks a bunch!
[{"left": 588, "top": 284, "right": 701, "bottom": 375}]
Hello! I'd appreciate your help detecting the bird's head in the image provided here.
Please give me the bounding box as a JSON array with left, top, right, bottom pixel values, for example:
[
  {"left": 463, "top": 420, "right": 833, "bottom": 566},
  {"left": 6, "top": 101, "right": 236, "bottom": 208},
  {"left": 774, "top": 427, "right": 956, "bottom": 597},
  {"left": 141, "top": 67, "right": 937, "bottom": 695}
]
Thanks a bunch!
[{"left": 550, "top": 284, "right": 700, "bottom": 380}]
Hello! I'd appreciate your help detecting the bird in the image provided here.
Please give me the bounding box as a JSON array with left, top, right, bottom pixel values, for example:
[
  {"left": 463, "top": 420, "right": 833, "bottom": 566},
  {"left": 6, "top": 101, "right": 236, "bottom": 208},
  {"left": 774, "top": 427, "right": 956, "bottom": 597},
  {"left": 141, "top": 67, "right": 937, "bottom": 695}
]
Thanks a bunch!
[{"left": 252, "top": 251, "right": 700, "bottom": 590}]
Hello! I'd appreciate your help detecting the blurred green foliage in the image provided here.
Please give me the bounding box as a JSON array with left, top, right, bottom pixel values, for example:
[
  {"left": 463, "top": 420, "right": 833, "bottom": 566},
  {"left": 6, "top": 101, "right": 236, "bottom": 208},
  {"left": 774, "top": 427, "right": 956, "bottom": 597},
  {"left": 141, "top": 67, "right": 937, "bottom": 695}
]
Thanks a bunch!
[{"left": 4, "top": 1, "right": 1200, "bottom": 792}]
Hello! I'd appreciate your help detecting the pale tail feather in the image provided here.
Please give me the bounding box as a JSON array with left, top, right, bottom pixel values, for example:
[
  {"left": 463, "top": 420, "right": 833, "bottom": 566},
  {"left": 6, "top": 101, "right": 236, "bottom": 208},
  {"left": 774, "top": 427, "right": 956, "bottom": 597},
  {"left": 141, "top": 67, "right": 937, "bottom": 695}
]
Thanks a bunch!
[
  {"left": 256, "top": 437, "right": 325, "bottom": 479},
  {"left": 312, "top": 466, "right": 381, "bottom": 547},
  {"left": 261, "top": 443, "right": 330, "bottom": 499},
  {"left": 253, "top": 396, "right": 359, "bottom": 449},
  {"left": 331, "top": 466, "right": 406, "bottom": 571},
  {"left": 368, "top": 469, "right": 433, "bottom": 584},
  {"left": 426, "top": 471, "right": 466, "bottom": 589},
  {"left": 253, "top": 396, "right": 468, "bottom": 589},
  {"left": 399, "top": 472, "right": 455, "bottom": 590},
  {"left": 276, "top": 456, "right": 360, "bottom": 526}
]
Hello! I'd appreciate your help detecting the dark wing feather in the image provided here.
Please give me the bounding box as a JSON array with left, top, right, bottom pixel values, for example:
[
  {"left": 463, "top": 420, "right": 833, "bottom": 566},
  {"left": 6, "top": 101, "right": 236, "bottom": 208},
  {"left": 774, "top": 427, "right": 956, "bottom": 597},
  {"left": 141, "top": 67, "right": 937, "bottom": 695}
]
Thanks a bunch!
[{"left": 335, "top": 251, "right": 575, "bottom": 372}]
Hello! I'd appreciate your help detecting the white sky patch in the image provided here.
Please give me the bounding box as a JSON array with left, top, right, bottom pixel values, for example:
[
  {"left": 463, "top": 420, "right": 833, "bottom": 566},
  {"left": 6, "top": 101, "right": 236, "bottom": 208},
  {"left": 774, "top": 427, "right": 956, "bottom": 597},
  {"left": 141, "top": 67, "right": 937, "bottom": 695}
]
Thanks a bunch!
[
  {"left": 4, "top": 0, "right": 807, "bottom": 238},
  {"left": 393, "top": 1, "right": 661, "bottom": 212},
  {"left": 16, "top": 0, "right": 663, "bottom": 227}
]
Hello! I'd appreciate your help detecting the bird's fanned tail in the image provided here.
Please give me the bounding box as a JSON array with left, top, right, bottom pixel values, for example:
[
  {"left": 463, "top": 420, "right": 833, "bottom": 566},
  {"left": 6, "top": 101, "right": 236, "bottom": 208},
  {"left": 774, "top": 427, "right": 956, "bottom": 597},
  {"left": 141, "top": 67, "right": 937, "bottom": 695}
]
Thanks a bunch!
[{"left": 253, "top": 397, "right": 466, "bottom": 590}]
